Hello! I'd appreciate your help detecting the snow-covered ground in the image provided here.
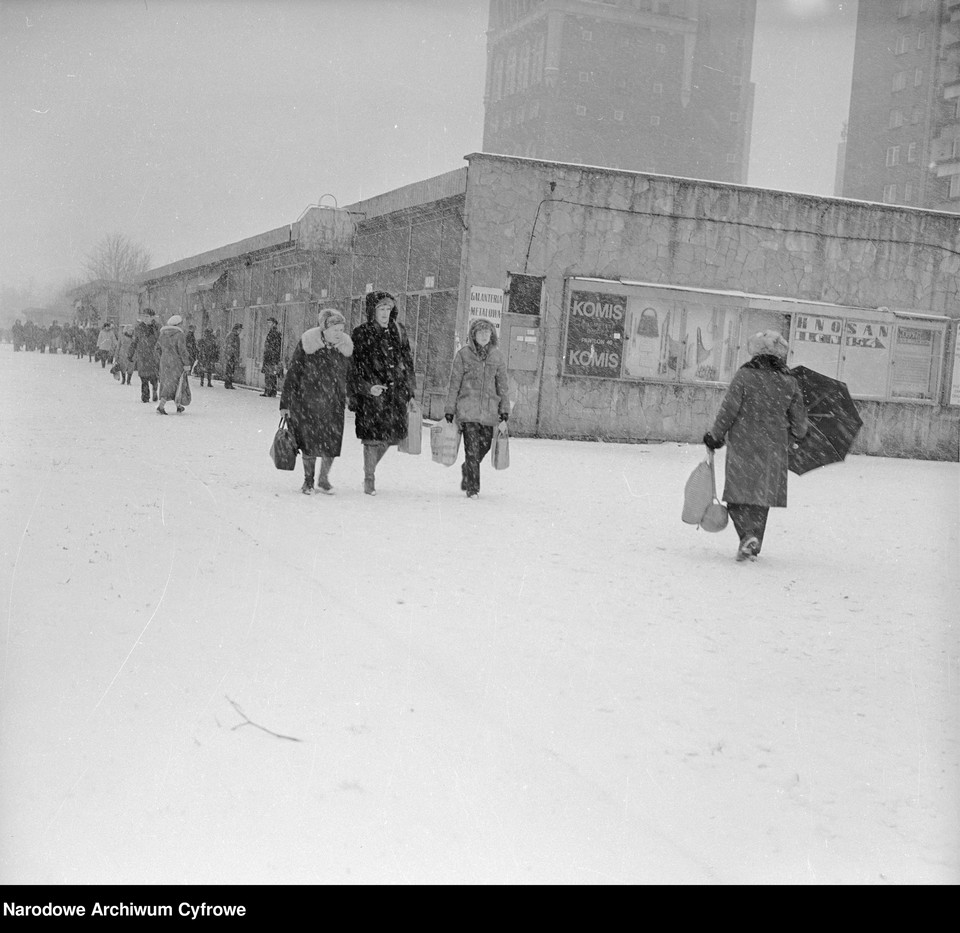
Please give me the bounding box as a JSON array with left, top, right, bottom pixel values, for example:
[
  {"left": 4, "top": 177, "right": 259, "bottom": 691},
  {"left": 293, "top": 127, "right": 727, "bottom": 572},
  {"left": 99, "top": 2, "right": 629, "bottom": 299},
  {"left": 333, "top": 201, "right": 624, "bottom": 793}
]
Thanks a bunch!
[{"left": 0, "top": 344, "right": 957, "bottom": 885}]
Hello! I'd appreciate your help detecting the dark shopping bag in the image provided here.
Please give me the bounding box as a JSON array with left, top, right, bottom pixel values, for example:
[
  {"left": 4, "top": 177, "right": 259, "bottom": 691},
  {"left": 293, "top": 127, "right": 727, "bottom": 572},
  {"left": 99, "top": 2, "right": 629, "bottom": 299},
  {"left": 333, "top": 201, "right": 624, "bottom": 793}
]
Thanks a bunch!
[
  {"left": 174, "top": 371, "right": 192, "bottom": 407},
  {"left": 492, "top": 422, "right": 510, "bottom": 470},
  {"left": 682, "top": 449, "right": 728, "bottom": 532},
  {"left": 430, "top": 420, "right": 461, "bottom": 466},
  {"left": 269, "top": 415, "right": 298, "bottom": 470},
  {"left": 398, "top": 399, "right": 422, "bottom": 455}
]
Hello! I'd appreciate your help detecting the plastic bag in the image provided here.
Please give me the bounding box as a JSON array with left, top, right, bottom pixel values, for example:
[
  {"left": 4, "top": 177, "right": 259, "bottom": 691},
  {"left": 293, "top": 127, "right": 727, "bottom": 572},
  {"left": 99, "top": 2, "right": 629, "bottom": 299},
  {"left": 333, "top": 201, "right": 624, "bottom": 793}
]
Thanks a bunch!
[
  {"left": 398, "top": 399, "right": 422, "bottom": 455},
  {"left": 682, "top": 450, "right": 728, "bottom": 532},
  {"left": 430, "top": 420, "right": 461, "bottom": 466},
  {"left": 492, "top": 422, "right": 510, "bottom": 470}
]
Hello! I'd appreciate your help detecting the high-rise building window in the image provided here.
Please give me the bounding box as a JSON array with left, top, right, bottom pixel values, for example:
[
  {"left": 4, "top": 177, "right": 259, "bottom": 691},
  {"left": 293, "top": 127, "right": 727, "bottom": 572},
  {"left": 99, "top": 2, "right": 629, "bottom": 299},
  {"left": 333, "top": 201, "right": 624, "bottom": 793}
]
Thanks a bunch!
[
  {"left": 917, "top": 31, "right": 926, "bottom": 50},
  {"left": 614, "top": 109, "right": 624, "bottom": 121},
  {"left": 889, "top": 109, "right": 904, "bottom": 128},
  {"left": 506, "top": 47, "right": 517, "bottom": 96},
  {"left": 912, "top": 105, "right": 924, "bottom": 124},
  {"left": 651, "top": 115, "right": 661, "bottom": 125},
  {"left": 729, "top": 112, "right": 741, "bottom": 123},
  {"left": 582, "top": 29, "right": 593, "bottom": 41},
  {"left": 904, "top": 182, "right": 914, "bottom": 202},
  {"left": 576, "top": 105, "right": 587, "bottom": 116},
  {"left": 883, "top": 183, "right": 897, "bottom": 202},
  {"left": 897, "top": 0, "right": 910, "bottom": 18},
  {"left": 892, "top": 71, "right": 907, "bottom": 92},
  {"left": 907, "top": 141, "right": 918, "bottom": 161},
  {"left": 532, "top": 33, "right": 545, "bottom": 84},
  {"left": 580, "top": 71, "right": 590, "bottom": 83},
  {"left": 895, "top": 35, "right": 909, "bottom": 54},
  {"left": 914, "top": 68, "right": 923, "bottom": 86},
  {"left": 726, "top": 153, "right": 738, "bottom": 163},
  {"left": 494, "top": 58, "right": 504, "bottom": 101},
  {"left": 886, "top": 146, "right": 901, "bottom": 166},
  {"left": 950, "top": 175, "right": 960, "bottom": 199},
  {"left": 656, "top": 43, "right": 667, "bottom": 54},
  {"left": 519, "top": 41, "right": 531, "bottom": 91}
]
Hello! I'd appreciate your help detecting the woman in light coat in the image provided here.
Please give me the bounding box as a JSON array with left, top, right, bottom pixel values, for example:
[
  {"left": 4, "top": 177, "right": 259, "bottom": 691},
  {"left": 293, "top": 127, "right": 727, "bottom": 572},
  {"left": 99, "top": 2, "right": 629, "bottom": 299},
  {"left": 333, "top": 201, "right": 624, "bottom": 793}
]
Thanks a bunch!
[
  {"left": 95, "top": 322, "right": 118, "bottom": 368},
  {"left": 280, "top": 309, "right": 353, "bottom": 495},
  {"left": 444, "top": 318, "right": 510, "bottom": 499},
  {"left": 156, "top": 315, "right": 191, "bottom": 414},
  {"left": 703, "top": 331, "right": 808, "bottom": 561}
]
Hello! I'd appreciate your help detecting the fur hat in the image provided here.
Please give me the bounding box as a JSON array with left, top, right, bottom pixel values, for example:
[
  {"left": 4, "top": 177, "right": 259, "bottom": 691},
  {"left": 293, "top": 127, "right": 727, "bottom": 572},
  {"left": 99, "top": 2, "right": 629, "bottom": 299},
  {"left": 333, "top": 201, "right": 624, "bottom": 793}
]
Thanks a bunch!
[
  {"left": 267, "top": 316, "right": 278, "bottom": 325},
  {"left": 365, "top": 290, "right": 396, "bottom": 323},
  {"left": 747, "top": 330, "right": 789, "bottom": 359},
  {"left": 167, "top": 314, "right": 183, "bottom": 326},
  {"left": 317, "top": 308, "right": 346, "bottom": 333}
]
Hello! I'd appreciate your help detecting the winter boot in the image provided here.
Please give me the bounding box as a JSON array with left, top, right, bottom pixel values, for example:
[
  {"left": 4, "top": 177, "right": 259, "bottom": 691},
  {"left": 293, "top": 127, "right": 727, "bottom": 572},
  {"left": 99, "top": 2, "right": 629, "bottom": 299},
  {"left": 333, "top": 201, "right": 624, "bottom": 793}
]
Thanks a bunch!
[
  {"left": 362, "top": 445, "right": 378, "bottom": 496},
  {"left": 301, "top": 456, "right": 316, "bottom": 495},
  {"left": 316, "top": 456, "right": 335, "bottom": 495},
  {"left": 736, "top": 536, "right": 760, "bottom": 562}
]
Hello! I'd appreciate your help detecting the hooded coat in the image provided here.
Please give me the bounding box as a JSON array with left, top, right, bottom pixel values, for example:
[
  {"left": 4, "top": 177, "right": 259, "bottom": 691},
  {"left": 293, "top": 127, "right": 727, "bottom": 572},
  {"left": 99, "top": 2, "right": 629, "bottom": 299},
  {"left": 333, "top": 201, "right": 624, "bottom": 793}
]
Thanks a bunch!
[
  {"left": 157, "top": 323, "right": 190, "bottom": 402},
  {"left": 350, "top": 291, "right": 417, "bottom": 443},
  {"left": 708, "top": 355, "right": 808, "bottom": 507},
  {"left": 280, "top": 310, "right": 354, "bottom": 458},
  {"left": 185, "top": 329, "right": 199, "bottom": 367},
  {"left": 128, "top": 318, "right": 160, "bottom": 378},
  {"left": 444, "top": 319, "right": 511, "bottom": 426}
]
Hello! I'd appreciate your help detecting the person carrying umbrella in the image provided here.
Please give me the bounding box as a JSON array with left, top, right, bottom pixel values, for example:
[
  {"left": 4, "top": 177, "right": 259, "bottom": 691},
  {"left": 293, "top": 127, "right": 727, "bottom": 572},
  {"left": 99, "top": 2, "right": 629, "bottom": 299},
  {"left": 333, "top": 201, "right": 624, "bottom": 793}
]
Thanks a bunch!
[{"left": 703, "top": 331, "right": 808, "bottom": 562}]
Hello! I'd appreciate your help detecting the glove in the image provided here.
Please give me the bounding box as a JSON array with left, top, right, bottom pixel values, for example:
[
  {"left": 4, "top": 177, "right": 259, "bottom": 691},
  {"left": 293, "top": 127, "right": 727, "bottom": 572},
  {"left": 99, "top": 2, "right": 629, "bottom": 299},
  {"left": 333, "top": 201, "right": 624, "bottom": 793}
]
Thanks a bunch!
[
  {"left": 703, "top": 432, "right": 723, "bottom": 450},
  {"left": 444, "top": 413, "right": 454, "bottom": 423},
  {"left": 499, "top": 412, "right": 509, "bottom": 422}
]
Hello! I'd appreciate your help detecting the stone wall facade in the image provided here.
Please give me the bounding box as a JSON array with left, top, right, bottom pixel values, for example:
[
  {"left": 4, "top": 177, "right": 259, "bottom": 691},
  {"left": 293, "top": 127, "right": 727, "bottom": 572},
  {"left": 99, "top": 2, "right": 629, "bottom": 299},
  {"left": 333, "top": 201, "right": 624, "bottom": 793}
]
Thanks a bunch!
[{"left": 459, "top": 152, "right": 960, "bottom": 459}]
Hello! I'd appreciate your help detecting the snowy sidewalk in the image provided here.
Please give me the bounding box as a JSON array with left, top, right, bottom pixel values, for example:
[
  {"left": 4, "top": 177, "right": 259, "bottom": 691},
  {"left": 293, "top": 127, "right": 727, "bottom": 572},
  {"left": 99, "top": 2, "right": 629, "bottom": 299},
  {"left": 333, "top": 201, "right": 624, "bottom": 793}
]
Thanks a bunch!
[{"left": 0, "top": 345, "right": 957, "bottom": 884}]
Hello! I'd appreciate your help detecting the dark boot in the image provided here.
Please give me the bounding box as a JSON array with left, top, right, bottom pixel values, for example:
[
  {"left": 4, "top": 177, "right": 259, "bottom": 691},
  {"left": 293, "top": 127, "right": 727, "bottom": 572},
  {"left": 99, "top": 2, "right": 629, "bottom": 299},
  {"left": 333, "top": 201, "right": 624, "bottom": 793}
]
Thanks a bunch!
[{"left": 301, "top": 456, "right": 316, "bottom": 495}]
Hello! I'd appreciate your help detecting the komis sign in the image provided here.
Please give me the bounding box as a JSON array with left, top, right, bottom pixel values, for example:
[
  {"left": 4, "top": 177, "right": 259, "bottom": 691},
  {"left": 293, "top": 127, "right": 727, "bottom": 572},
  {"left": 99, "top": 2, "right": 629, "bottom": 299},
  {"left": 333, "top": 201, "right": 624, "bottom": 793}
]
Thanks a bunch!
[{"left": 564, "top": 291, "right": 626, "bottom": 377}]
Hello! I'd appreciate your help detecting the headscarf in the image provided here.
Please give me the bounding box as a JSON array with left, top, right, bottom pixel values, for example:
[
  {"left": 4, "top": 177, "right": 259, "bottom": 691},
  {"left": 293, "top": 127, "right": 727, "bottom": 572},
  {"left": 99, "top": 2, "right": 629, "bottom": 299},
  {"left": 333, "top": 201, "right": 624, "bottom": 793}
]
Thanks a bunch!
[
  {"left": 747, "top": 330, "right": 788, "bottom": 360},
  {"left": 167, "top": 314, "right": 183, "bottom": 327}
]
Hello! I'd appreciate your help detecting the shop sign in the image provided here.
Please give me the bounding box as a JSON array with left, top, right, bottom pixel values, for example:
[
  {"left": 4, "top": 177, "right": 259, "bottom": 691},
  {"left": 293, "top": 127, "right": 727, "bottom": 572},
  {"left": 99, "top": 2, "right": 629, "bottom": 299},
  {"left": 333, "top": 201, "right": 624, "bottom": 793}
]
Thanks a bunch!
[
  {"left": 468, "top": 286, "right": 503, "bottom": 336},
  {"left": 564, "top": 291, "right": 625, "bottom": 377}
]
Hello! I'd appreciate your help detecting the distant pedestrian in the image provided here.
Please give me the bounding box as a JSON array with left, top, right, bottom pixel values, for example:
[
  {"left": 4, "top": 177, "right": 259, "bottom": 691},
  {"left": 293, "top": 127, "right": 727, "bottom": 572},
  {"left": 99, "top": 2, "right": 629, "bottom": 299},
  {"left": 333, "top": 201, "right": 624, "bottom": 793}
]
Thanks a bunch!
[
  {"left": 116, "top": 326, "right": 135, "bottom": 384},
  {"left": 703, "top": 331, "right": 808, "bottom": 562},
  {"left": 96, "top": 322, "right": 118, "bottom": 368},
  {"left": 443, "top": 318, "right": 510, "bottom": 499},
  {"left": 48, "top": 321, "right": 62, "bottom": 354},
  {"left": 84, "top": 325, "right": 98, "bottom": 362},
  {"left": 11, "top": 319, "right": 23, "bottom": 351},
  {"left": 185, "top": 323, "right": 199, "bottom": 372},
  {"left": 224, "top": 323, "right": 242, "bottom": 389},
  {"left": 156, "top": 315, "right": 191, "bottom": 414},
  {"left": 280, "top": 309, "right": 353, "bottom": 495},
  {"left": 349, "top": 290, "right": 417, "bottom": 496},
  {"left": 260, "top": 316, "right": 283, "bottom": 397},
  {"left": 128, "top": 308, "right": 161, "bottom": 403},
  {"left": 197, "top": 327, "right": 219, "bottom": 387}
]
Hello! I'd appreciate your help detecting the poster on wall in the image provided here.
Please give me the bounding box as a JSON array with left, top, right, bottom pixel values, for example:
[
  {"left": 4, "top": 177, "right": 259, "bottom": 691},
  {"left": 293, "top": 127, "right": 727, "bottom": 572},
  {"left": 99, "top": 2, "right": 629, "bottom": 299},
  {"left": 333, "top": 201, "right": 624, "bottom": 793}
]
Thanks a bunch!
[
  {"left": 841, "top": 320, "right": 891, "bottom": 398},
  {"left": 563, "top": 290, "right": 625, "bottom": 378},
  {"left": 468, "top": 286, "right": 504, "bottom": 337},
  {"left": 951, "top": 323, "right": 960, "bottom": 406}
]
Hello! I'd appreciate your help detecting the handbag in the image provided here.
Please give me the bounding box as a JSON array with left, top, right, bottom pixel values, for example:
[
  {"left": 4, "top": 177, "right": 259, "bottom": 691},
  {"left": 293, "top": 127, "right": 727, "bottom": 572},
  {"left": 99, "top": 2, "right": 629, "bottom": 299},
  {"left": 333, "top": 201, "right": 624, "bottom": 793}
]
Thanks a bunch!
[
  {"left": 430, "top": 420, "right": 461, "bottom": 466},
  {"left": 682, "top": 450, "right": 728, "bottom": 532},
  {"left": 269, "top": 414, "right": 298, "bottom": 470},
  {"left": 398, "top": 399, "right": 422, "bottom": 455},
  {"left": 492, "top": 422, "right": 510, "bottom": 470},
  {"left": 174, "top": 371, "right": 192, "bottom": 407}
]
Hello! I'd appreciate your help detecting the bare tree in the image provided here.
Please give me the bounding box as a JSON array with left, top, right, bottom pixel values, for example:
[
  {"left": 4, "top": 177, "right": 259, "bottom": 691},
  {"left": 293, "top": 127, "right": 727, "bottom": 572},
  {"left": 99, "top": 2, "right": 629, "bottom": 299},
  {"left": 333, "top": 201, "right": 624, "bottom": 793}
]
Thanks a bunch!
[{"left": 83, "top": 233, "right": 152, "bottom": 284}]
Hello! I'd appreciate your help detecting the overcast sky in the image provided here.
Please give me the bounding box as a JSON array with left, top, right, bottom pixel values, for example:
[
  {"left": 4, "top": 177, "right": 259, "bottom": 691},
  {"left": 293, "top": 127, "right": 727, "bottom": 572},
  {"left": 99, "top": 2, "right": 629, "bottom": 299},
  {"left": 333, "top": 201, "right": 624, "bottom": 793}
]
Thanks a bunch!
[{"left": 0, "top": 0, "right": 856, "bottom": 298}]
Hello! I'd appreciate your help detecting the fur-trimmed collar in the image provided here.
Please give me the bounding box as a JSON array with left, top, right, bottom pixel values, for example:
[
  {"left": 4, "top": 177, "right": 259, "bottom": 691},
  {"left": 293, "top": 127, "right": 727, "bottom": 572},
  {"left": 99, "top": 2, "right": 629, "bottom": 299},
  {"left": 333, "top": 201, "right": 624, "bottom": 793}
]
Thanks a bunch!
[{"left": 301, "top": 326, "right": 353, "bottom": 357}]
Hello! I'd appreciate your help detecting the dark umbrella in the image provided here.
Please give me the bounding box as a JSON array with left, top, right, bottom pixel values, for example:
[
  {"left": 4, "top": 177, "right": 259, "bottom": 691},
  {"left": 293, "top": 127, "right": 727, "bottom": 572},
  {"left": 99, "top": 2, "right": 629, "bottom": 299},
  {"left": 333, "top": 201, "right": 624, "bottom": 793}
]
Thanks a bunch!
[{"left": 788, "top": 366, "right": 864, "bottom": 475}]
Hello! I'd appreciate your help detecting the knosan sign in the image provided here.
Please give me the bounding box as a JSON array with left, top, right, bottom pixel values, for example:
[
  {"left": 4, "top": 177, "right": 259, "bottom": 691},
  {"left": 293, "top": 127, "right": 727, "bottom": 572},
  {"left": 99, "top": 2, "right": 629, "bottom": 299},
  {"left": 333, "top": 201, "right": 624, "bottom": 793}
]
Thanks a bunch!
[{"left": 795, "top": 314, "right": 889, "bottom": 348}]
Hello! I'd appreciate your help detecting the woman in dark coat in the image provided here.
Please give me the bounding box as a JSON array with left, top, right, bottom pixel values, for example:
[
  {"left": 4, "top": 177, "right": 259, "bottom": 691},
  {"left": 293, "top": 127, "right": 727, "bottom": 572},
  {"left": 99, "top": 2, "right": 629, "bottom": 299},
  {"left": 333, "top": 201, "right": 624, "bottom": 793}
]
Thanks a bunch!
[
  {"left": 444, "top": 317, "right": 511, "bottom": 499},
  {"left": 704, "top": 331, "right": 808, "bottom": 561},
  {"left": 350, "top": 290, "right": 417, "bottom": 496},
  {"left": 280, "top": 309, "right": 353, "bottom": 495},
  {"left": 127, "top": 309, "right": 161, "bottom": 402}
]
